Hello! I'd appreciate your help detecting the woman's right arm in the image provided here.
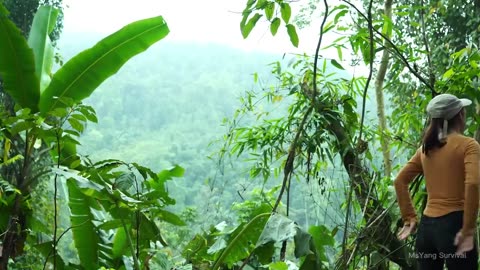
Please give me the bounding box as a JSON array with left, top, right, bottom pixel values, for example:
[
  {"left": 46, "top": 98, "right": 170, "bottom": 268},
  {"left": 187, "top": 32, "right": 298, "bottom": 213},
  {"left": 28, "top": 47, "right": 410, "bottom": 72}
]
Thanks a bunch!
[{"left": 461, "top": 139, "right": 480, "bottom": 236}]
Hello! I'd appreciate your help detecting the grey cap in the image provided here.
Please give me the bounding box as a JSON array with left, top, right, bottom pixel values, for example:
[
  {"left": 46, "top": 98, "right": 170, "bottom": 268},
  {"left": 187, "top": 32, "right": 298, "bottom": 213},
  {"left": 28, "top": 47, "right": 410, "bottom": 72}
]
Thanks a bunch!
[{"left": 426, "top": 94, "right": 472, "bottom": 120}]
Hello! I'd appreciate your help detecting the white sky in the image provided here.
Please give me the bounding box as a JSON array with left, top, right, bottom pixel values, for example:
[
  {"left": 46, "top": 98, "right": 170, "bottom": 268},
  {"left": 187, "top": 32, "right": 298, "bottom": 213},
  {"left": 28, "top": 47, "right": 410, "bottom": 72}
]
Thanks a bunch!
[{"left": 61, "top": 0, "right": 324, "bottom": 54}]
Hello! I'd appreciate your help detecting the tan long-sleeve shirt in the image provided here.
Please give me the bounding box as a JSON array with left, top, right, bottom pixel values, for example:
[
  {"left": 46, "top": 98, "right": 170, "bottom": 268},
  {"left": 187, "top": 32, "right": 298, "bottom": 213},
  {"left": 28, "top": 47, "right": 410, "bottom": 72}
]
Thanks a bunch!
[{"left": 394, "top": 133, "right": 480, "bottom": 236}]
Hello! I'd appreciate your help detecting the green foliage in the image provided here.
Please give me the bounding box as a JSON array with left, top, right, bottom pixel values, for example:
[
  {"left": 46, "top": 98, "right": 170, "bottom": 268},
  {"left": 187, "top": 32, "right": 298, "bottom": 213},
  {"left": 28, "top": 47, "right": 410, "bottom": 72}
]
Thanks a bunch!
[
  {"left": 64, "top": 159, "right": 185, "bottom": 269},
  {"left": 221, "top": 57, "right": 361, "bottom": 185},
  {"left": 182, "top": 183, "right": 336, "bottom": 269},
  {"left": 0, "top": 3, "right": 181, "bottom": 269},
  {"left": 280, "top": 3, "right": 291, "bottom": 24},
  {"left": 270, "top": 18, "right": 280, "bottom": 36},
  {"left": 212, "top": 212, "right": 271, "bottom": 269},
  {"left": 27, "top": 5, "right": 58, "bottom": 92},
  {"left": 1, "top": 0, "right": 477, "bottom": 268},
  {"left": 240, "top": 0, "right": 299, "bottom": 47},
  {"left": 286, "top": 24, "right": 299, "bottom": 47},
  {"left": 67, "top": 179, "right": 100, "bottom": 269},
  {"left": 0, "top": 3, "right": 40, "bottom": 111},
  {"left": 39, "top": 15, "right": 170, "bottom": 113}
]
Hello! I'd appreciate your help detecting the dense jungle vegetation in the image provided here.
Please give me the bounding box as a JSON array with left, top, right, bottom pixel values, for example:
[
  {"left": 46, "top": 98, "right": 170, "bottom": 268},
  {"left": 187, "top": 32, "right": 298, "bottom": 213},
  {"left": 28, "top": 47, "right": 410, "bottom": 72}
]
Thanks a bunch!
[{"left": 0, "top": 0, "right": 479, "bottom": 269}]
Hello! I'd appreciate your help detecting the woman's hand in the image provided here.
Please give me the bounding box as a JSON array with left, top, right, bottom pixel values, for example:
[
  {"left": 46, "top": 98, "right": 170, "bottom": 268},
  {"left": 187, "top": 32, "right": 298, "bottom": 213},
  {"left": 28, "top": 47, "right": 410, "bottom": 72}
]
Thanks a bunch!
[
  {"left": 397, "top": 222, "right": 416, "bottom": 240},
  {"left": 454, "top": 231, "right": 474, "bottom": 254}
]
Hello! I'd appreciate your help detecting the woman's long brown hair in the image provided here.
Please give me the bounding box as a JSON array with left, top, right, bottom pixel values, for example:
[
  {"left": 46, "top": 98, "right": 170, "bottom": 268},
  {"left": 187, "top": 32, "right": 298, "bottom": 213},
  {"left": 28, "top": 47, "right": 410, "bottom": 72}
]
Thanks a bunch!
[{"left": 422, "top": 111, "right": 463, "bottom": 155}]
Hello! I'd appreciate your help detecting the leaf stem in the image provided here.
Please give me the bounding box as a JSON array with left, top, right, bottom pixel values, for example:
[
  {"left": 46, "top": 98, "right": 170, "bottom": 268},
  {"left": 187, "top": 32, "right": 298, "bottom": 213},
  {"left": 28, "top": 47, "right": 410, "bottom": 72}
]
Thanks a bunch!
[{"left": 119, "top": 209, "right": 140, "bottom": 270}]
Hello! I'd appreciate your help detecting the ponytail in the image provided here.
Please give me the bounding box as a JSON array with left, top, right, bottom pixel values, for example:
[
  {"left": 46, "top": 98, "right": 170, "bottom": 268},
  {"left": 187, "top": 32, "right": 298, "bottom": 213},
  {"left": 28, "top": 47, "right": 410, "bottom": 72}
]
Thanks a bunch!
[
  {"left": 422, "top": 118, "right": 446, "bottom": 155},
  {"left": 422, "top": 110, "right": 463, "bottom": 155}
]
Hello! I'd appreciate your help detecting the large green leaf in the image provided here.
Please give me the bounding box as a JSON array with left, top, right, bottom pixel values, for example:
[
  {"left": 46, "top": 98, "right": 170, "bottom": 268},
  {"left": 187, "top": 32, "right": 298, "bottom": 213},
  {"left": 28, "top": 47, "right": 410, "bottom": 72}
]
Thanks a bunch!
[
  {"left": 67, "top": 179, "right": 100, "bottom": 269},
  {"left": 0, "top": 3, "right": 40, "bottom": 111},
  {"left": 182, "top": 226, "right": 219, "bottom": 264},
  {"left": 27, "top": 5, "right": 58, "bottom": 93},
  {"left": 212, "top": 212, "right": 271, "bottom": 269},
  {"left": 253, "top": 242, "right": 275, "bottom": 264},
  {"left": 39, "top": 16, "right": 170, "bottom": 113},
  {"left": 256, "top": 214, "right": 296, "bottom": 247},
  {"left": 308, "top": 225, "right": 334, "bottom": 262}
]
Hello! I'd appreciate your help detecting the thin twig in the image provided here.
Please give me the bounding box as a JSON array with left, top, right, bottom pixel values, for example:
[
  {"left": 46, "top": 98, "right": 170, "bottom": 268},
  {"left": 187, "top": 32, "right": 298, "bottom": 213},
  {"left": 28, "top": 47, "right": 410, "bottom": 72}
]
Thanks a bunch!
[
  {"left": 361, "top": 174, "right": 376, "bottom": 223},
  {"left": 42, "top": 221, "right": 90, "bottom": 270},
  {"left": 371, "top": 239, "right": 415, "bottom": 268},
  {"left": 312, "top": 0, "right": 330, "bottom": 99},
  {"left": 120, "top": 207, "right": 140, "bottom": 270},
  {"left": 133, "top": 171, "right": 140, "bottom": 261},
  {"left": 341, "top": 0, "right": 374, "bottom": 260},
  {"left": 341, "top": 183, "right": 354, "bottom": 256},
  {"left": 358, "top": 0, "right": 374, "bottom": 142},
  {"left": 52, "top": 130, "right": 61, "bottom": 270},
  {"left": 272, "top": 108, "right": 311, "bottom": 212}
]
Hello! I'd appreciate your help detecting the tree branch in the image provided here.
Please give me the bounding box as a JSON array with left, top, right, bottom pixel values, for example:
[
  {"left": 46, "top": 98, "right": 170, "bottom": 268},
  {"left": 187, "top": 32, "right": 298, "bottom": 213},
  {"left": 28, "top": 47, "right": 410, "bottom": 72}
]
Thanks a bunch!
[
  {"left": 342, "top": 0, "right": 437, "bottom": 95},
  {"left": 420, "top": 0, "right": 436, "bottom": 91}
]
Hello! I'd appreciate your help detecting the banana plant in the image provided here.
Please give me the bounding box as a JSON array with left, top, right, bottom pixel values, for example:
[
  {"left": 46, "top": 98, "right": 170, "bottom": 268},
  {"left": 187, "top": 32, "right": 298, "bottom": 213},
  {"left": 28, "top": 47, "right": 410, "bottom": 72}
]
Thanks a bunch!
[
  {"left": 0, "top": 4, "right": 169, "bottom": 115},
  {"left": 0, "top": 3, "right": 171, "bottom": 268}
]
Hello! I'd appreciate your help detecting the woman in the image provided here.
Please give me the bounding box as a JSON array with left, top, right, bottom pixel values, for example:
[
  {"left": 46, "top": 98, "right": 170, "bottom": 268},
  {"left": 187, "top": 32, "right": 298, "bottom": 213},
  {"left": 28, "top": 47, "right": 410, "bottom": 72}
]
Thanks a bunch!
[{"left": 394, "top": 93, "right": 480, "bottom": 269}]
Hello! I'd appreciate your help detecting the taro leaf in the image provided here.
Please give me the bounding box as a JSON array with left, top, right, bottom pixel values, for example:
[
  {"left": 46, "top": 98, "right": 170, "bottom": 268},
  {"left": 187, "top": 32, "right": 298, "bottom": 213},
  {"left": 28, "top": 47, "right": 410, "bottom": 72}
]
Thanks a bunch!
[
  {"left": 213, "top": 213, "right": 270, "bottom": 268},
  {"left": 256, "top": 213, "right": 296, "bottom": 247},
  {"left": 309, "top": 225, "right": 334, "bottom": 262},
  {"left": 207, "top": 237, "right": 227, "bottom": 254},
  {"left": 253, "top": 242, "right": 275, "bottom": 264},
  {"left": 294, "top": 227, "right": 313, "bottom": 258},
  {"left": 182, "top": 226, "right": 219, "bottom": 264},
  {"left": 299, "top": 253, "right": 320, "bottom": 270}
]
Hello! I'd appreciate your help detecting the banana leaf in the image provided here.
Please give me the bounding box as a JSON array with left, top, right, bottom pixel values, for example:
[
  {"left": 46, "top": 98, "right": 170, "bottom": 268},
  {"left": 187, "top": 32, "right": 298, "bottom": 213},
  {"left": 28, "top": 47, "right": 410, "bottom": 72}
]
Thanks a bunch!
[
  {"left": 67, "top": 179, "right": 101, "bottom": 269},
  {"left": 27, "top": 5, "right": 58, "bottom": 93},
  {"left": 39, "top": 15, "right": 169, "bottom": 113},
  {"left": 0, "top": 3, "right": 40, "bottom": 111}
]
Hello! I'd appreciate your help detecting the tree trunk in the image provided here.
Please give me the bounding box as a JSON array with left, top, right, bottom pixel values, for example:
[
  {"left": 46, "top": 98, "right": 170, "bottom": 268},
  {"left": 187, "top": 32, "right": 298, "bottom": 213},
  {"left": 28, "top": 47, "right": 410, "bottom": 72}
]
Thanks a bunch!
[
  {"left": 324, "top": 108, "right": 416, "bottom": 269},
  {"left": 0, "top": 195, "right": 27, "bottom": 270},
  {"left": 374, "top": 0, "right": 393, "bottom": 178}
]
